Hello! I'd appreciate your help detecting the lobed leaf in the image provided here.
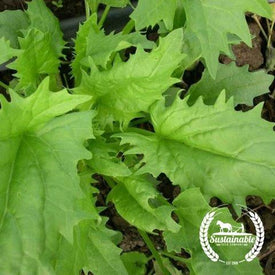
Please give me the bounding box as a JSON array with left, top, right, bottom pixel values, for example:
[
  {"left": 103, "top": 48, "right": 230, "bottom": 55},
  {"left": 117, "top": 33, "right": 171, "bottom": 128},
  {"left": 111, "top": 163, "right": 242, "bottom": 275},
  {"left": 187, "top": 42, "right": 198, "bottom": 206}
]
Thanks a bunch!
[
  {"left": 75, "top": 29, "right": 185, "bottom": 128},
  {"left": 0, "top": 78, "right": 96, "bottom": 274},
  {"left": 8, "top": 29, "right": 62, "bottom": 94},
  {"left": 117, "top": 93, "right": 275, "bottom": 205},
  {"left": 130, "top": 0, "right": 177, "bottom": 30},
  {"left": 72, "top": 14, "right": 153, "bottom": 85}
]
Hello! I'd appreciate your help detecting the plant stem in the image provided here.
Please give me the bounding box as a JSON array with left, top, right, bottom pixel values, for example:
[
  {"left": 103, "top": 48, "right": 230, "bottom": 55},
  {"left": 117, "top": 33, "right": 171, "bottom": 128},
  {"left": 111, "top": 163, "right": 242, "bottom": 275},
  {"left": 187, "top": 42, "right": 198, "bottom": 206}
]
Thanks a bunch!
[
  {"left": 129, "top": 116, "right": 149, "bottom": 127},
  {"left": 98, "top": 5, "right": 111, "bottom": 28},
  {"left": 138, "top": 230, "right": 170, "bottom": 275},
  {"left": 266, "top": 18, "right": 271, "bottom": 35},
  {"left": 0, "top": 80, "right": 10, "bottom": 91},
  {"left": 84, "top": 0, "right": 90, "bottom": 19},
  {"left": 161, "top": 251, "right": 186, "bottom": 263},
  {"left": 252, "top": 15, "right": 268, "bottom": 41},
  {"left": 122, "top": 19, "right": 135, "bottom": 35},
  {"left": 267, "top": 19, "right": 275, "bottom": 49},
  {"left": 104, "top": 176, "right": 116, "bottom": 188}
]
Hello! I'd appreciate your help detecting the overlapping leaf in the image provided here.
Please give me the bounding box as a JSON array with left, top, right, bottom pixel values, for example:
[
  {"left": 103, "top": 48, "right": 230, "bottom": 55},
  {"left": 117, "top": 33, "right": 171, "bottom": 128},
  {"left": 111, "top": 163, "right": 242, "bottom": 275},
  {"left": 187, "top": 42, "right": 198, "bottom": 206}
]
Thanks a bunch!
[
  {"left": 0, "top": 0, "right": 65, "bottom": 93},
  {"left": 164, "top": 188, "right": 263, "bottom": 274},
  {"left": 26, "top": 0, "right": 65, "bottom": 55},
  {"left": 0, "top": 10, "right": 28, "bottom": 48},
  {"left": 187, "top": 63, "right": 274, "bottom": 106},
  {"left": 72, "top": 14, "right": 153, "bottom": 85},
  {"left": 130, "top": 0, "right": 177, "bottom": 30},
  {"left": 182, "top": 0, "right": 271, "bottom": 77},
  {"left": 0, "top": 78, "right": 96, "bottom": 274},
  {"left": 121, "top": 252, "right": 148, "bottom": 275},
  {"left": 108, "top": 176, "right": 180, "bottom": 233},
  {"left": 75, "top": 29, "right": 185, "bottom": 128},
  {"left": 0, "top": 38, "right": 18, "bottom": 65},
  {"left": 87, "top": 137, "right": 131, "bottom": 177},
  {"left": 55, "top": 218, "right": 128, "bottom": 275},
  {"left": 9, "top": 29, "right": 61, "bottom": 94},
  {"left": 117, "top": 93, "right": 275, "bottom": 205}
]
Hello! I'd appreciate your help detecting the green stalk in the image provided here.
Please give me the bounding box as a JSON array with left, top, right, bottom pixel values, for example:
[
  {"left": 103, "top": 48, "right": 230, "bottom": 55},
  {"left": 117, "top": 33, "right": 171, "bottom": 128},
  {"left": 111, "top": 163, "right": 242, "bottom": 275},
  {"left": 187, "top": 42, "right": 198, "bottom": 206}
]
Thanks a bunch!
[
  {"left": 98, "top": 5, "right": 111, "bottom": 28},
  {"left": 104, "top": 176, "right": 116, "bottom": 188},
  {"left": 138, "top": 230, "right": 170, "bottom": 275},
  {"left": 161, "top": 251, "right": 187, "bottom": 263},
  {"left": 0, "top": 81, "right": 10, "bottom": 91},
  {"left": 122, "top": 19, "right": 135, "bottom": 35},
  {"left": 252, "top": 15, "right": 268, "bottom": 41},
  {"left": 84, "top": 0, "right": 91, "bottom": 19},
  {"left": 267, "top": 19, "right": 275, "bottom": 49},
  {"left": 129, "top": 116, "right": 150, "bottom": 127}
]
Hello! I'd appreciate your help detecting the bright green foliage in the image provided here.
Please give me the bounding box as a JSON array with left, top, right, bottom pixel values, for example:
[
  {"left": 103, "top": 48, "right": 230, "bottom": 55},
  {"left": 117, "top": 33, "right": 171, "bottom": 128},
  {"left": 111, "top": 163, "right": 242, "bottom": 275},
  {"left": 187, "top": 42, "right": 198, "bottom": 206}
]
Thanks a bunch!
[
  {"left": 188, "top": 63, "right": 274, "bottom": 106},
  {"left": 131, "top": 0, "right": 177, "bottom": 30},
  {"left": 164, "top": 188, "right": 263, "bottom": 274},
  {"left": 182, "top": 0, "right": 271, "bottom": 78},
  {"left": 108, "top": 176, "right": 180, "bottom": 233},
  {"left": 8, "top": 29, "right": 62, "bottom": 94},
  {"left": 0, "top": 0, "right": 274, "bottom": 274},
  {"left": 0, "top": 10, "right": 29, "bottom": 48},
  {"left": 0, "top": 78, "right": 97, "bottom": 273},
  {"left": 118, "top": 93, "right": 275, "bottom": 205},
  {"left": 75, "top": 29, "right": 185, "bottom": 128},
  {"left": 121, "top": 252, "right": 148, "bottom": 275},
  {"left": 72, "top": 14, "right": 153, "bottom": 85}
]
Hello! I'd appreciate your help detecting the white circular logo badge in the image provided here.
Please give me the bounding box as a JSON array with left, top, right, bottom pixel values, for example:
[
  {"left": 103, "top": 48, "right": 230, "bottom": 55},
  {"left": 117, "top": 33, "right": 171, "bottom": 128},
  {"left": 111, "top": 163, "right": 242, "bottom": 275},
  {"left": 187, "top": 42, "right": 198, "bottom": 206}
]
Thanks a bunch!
[{"left": 199, "top": 205, "right": 265, "bottom": 265}]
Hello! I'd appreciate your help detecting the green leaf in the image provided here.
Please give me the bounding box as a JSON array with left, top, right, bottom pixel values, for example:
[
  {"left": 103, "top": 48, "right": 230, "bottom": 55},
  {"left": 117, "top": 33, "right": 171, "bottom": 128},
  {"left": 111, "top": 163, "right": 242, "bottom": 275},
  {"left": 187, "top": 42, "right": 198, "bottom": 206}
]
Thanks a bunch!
[
  {"left": 164, "top": 188, "right": 263, "bottom": 275},
  {"left": 108, "top": 175, "right": 180, "bottom": 233},
  {"left": 72, "top": 14, "right": 153, "bottom": 85},
  {"left": 87, "top": 137, "right": 131, "bottom": 177},
  {"left": 187, "top": 63, "right": 274, "bottom": 106},
  {"left": 117, "top": 93, "right": 275, "bottom": 205},
  {"left": 75, "top": 29, "right": 185, "bottom": 128},
  {"left": 0, "top": 38, "right": 18, "bottom": 65},
  {"left": 8, "top": 29, "right": 62, "bottom": 94},
  {"left": 0, "top": 10, "right": 29, "bottom": 48},
  {"left": 130, "top": 0, "right": 177, "bottom": 30},
  {"left": 121, "top": 252, "right": 148, "bottom": 275},
  {"left": 182, "top": 0, "right": 272, "bottom": 78},
  {"left": 0, "top": 78, "right": 95, "bottom": 274}
]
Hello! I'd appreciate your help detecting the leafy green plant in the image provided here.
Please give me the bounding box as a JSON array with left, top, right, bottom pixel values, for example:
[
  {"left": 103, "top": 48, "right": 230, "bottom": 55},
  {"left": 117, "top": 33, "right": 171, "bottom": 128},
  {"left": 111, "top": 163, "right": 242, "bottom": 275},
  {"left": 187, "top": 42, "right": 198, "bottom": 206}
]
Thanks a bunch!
[{"left": 0, "top": 0, "right": 274, "bottom": 274}]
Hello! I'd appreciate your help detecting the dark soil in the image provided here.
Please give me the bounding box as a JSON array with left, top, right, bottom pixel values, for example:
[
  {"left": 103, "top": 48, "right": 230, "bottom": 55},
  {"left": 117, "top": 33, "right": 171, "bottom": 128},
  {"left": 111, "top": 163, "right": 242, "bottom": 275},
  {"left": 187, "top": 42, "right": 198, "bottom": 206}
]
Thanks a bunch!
[{"left": 0, "top": 1, "right": 275, "bottom": 274}]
